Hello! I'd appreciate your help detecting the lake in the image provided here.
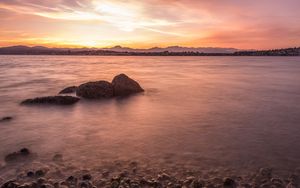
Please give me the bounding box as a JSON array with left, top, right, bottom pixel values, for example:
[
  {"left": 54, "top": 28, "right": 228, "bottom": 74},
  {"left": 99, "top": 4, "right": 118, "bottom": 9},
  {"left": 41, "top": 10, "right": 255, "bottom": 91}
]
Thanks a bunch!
[{"left": 0, "top": 55, "right": 300, "bottom": 180}]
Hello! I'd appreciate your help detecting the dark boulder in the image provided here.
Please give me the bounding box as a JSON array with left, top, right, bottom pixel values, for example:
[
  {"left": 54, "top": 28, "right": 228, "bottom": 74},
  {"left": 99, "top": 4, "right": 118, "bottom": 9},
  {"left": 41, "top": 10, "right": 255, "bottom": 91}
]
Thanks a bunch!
[
  {"left": 76, "top": 81, "right": 114, "bottom": 99},
  {"left": 112, "top": 74, "right": 144, "bottom": 96},
  {"left": 5, "top": 148, "right": 31, "bottom": 162},
  {"left": 21, "top": 96, "right": 80, "bottom": 105},
  {"left": 59, "top": 86, "right": 77, "bottom": 94}
]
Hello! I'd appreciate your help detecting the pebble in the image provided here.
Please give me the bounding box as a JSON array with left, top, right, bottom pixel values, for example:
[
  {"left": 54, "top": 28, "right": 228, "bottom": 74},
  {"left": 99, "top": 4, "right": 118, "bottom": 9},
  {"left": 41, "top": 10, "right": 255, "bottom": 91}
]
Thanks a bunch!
[
  {"left": 157, "top": 173, "right": 171, "bottom": 181},
  {"left": 35, "top": 169, "right": 46, "bottom": 177},
  {"left": 26, "top": 171, "right": 34, "bottom": 178},
  {"left": 223, "top": 177, "right": 236, "bottom": 188},
  {"left": 82, "top": 174, "right": 92, "bottom": 181},
  {"left": 286, "top": 182, "right": 297, "bottom": 188}
]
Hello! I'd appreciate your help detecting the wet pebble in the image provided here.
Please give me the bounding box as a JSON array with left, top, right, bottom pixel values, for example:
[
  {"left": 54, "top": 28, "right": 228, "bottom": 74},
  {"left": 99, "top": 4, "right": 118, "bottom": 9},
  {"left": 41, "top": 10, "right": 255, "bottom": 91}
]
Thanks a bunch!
[
  {"left": 223, "top": 177, "right": 236, "bottom": 188},
  {"left": 35, "top": 169, "right": 46, "bottom": 177},
  {"left": 286, "top": 182, "right": 297, "bottom": 188},
  {"left": 82, "top": 174, "right": 92, "bottom": 181},
  {"left": 26, "top": 171, "right": 34, "bottom": 178}
]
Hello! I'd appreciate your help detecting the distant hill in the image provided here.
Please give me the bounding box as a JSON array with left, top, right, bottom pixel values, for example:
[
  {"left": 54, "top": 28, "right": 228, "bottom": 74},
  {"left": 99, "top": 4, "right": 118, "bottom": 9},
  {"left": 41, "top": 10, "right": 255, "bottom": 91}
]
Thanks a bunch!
[
  {"left": 102, "top": 45, "right": 238, "bottom": 53},
  {"left": 0, "top": 45, "right": 299, "bottom": 56},
  {"left": 0, "top": 45, "right": 238, "bottom": 54}
]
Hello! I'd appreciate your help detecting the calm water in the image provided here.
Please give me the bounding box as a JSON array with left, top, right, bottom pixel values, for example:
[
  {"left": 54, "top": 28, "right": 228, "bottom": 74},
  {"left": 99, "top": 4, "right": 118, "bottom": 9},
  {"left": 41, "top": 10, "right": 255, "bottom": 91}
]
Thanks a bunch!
[{"left": 0, "top": 55, "right": 300, "bottom": 177}]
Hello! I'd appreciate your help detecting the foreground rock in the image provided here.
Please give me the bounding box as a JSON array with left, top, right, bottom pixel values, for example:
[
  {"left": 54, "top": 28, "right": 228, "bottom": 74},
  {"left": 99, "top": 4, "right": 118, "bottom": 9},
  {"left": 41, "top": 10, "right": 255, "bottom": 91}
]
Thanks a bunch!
[
  {"left": 21, "top": 96, "right": 80, "bottom": 105},
  {"left": 112, "top": 74, "right": 144, "bottom": 96},
  {"left": 59, "top": 86, "right": 77, "bottom": 94},
  {"left": 5, "top": 148, "right": 31, "bottom": 162},
  {"left": 76, "top": 81, "right": 114, "bottom": 99},
  {"left": 0, "top": 116, "right": 12, "bottom": 122}
]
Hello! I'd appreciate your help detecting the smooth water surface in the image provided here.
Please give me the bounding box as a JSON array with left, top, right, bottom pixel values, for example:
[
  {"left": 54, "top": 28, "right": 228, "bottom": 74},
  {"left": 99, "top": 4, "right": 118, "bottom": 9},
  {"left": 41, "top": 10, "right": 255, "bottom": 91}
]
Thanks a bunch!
[{"left": 0, "top": 55, "right": 300, "bottom": 176}]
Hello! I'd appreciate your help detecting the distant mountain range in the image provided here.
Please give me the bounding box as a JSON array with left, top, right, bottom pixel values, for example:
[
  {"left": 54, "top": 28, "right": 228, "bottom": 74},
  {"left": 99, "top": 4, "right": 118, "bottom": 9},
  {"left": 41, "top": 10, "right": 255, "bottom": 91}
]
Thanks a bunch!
[
  {"left": 0, "top": 45, "right": 299, "bottom": 56},
  {"left": 101, "top": 45, "right": 239, "bottom": 53},
  {"left": 0, "top": 45, "right": 238, "bottom": 54}
]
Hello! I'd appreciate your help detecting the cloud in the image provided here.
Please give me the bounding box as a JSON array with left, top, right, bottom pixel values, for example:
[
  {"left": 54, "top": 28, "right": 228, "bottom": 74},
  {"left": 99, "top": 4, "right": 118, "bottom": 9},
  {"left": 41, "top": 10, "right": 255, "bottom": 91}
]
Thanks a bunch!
[{"left": 0, "top": 0, "right": 299, "bottom": 48}]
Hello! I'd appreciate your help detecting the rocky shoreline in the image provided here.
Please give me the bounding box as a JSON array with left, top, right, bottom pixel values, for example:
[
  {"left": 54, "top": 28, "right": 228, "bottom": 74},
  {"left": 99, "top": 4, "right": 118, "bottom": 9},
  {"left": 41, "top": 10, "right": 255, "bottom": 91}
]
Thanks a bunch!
[{"left": 0, "top": 149, "right": 299, "bottom": 188}]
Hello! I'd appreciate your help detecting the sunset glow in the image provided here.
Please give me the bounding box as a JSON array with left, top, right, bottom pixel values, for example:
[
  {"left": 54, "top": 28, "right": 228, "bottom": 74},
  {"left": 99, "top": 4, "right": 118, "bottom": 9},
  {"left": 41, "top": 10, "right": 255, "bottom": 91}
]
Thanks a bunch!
[{"left": 0, "top": 0, "right": 299, "bottom": 49}]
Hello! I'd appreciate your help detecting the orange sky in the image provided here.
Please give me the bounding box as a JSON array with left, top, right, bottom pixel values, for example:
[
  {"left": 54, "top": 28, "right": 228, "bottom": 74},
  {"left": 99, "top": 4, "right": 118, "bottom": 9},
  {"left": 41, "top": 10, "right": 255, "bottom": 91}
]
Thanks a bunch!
[{"left": 0, "top": 0, "right": 299, "bottom": 49}]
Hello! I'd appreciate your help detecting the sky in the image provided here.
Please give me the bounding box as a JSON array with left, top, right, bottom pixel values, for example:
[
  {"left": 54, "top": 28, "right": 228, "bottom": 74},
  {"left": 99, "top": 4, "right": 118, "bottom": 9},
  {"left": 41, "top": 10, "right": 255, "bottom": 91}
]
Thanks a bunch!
[{"left": 0, "top": 0, "right": 299, "bottom": 49}]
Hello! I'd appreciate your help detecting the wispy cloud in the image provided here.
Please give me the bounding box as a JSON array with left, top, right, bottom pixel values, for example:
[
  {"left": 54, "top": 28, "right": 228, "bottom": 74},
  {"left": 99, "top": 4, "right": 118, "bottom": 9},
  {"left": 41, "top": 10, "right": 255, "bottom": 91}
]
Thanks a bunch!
[{"left": 0, "top": 0, "right": 299, "bottom": 48}]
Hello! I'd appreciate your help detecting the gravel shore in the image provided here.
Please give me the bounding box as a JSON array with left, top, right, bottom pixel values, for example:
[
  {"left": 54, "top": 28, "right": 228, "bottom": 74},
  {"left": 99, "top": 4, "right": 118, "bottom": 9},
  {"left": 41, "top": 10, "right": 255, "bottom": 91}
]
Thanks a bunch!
[{"left": 0, "top": 152, "right": 299, "bottom": 188}]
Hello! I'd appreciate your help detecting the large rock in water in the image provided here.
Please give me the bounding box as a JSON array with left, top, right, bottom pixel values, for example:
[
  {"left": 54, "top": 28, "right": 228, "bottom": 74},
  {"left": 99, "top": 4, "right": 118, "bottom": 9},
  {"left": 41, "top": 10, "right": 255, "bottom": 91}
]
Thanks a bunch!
[
  {"left": 21, "top": 96, "right": 80, "bottom": 105},
  {"left": 59, "top": 86, "right": 77, "bottom": 94},
  {"left": 76, "top": 81, "right": 114, "bottom": 99},
  {"left": 112, "top": 74, "right": 144, "bottom": 96}
]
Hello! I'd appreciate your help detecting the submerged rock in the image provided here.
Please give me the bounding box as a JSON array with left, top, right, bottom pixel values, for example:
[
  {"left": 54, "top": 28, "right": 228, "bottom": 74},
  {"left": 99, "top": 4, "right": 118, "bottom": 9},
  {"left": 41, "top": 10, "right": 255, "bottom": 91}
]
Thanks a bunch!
[
  {"left": 52, "top": 154, "right": 63, "bottom": 162},
  {"left": 4, "top": 148, "right": 31, "bottom": 162},
  {"left": 59, "top": 86, "right": 78, "bottom": 94},
  {"left": 21, "top": 96, "right": 80, "bottom": 105},
  {"left": 0, "top": 116, "right": 12, "bottom": 122},
  {"left": 112, "top": 74, "right": 144, "bottom": 96},
  {"left": 76, "top": 81, "right": 114, "bottom": 99}
]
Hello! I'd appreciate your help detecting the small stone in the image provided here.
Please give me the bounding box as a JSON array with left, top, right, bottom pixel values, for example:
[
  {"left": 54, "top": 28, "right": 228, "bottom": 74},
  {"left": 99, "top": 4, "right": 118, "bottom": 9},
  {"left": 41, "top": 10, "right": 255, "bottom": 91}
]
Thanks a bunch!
[
  {"left": 191, "top": 179, "right": 204, "bottom": 188},
  {"left": 53, "top": 182, "right": 59, "bottom": 188},
  {"left": 223, "top": 178, "right": 236, "bottom": 188},
  {"left": 1, "top": 180, "right": 18, "bottom": 188},
  {"left": 79, "top": 182, "right": 89, "bottom": 188},
  {"left": 20, "top": 148, "right": 30, "bottom": 155},
  {"left": 259, "top": 168, "right": 272, "bottom": 178},
  {"left": 40, "top": 184, "right": 53, "bottom": 188},
  {"left": 184, "top": 176, "right": 195, "bottom": 185},
  {"left": 18, "top": 183, "right": 31, "bottom": 188},
  {"left": 102, "top": 171, "right": 109, "bottom": 178},
  {"left": 130, "top": 182, "right": 140, "bottom": 188},
  {"left": 82, "top": 174, "right": 92, "bottom": 181},
  {"left": 286, "top": 182, "right": 297, "bottom": 188},
  {"left": 288, "top": 174, "right": 299, "bottom": 184},
  {"left": 35, "top": 169, "right": 46, "bottom": 177},
  {"left": 30, "top": 182, "right": 38, "bottom": 188},
  {"left": 66, "top": 176, "right": 76, "bottom": 182},
  {"left": 111, "top": 180, "right": 119, "bottom": 188},
  {"left": 27, "top": 171, "right": 34, "bottom": 177},
  {"left": 37, "top": 178, "right": 46, "bottom": 185},
  {"left": 119, "top": 171, "right": 128, "bottom": 178},
  {"left": 157, "top": 173, "right": 171, "bottom": 181},
  {"left": 260, "top": 183, "right": 271, "bottom": 188}
]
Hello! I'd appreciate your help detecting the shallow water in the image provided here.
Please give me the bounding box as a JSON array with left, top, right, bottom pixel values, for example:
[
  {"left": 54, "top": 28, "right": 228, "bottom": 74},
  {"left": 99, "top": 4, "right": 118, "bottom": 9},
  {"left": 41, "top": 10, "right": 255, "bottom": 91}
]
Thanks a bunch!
[{"left": 0, "top": 55, "right": 300, "bottom": 178}]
